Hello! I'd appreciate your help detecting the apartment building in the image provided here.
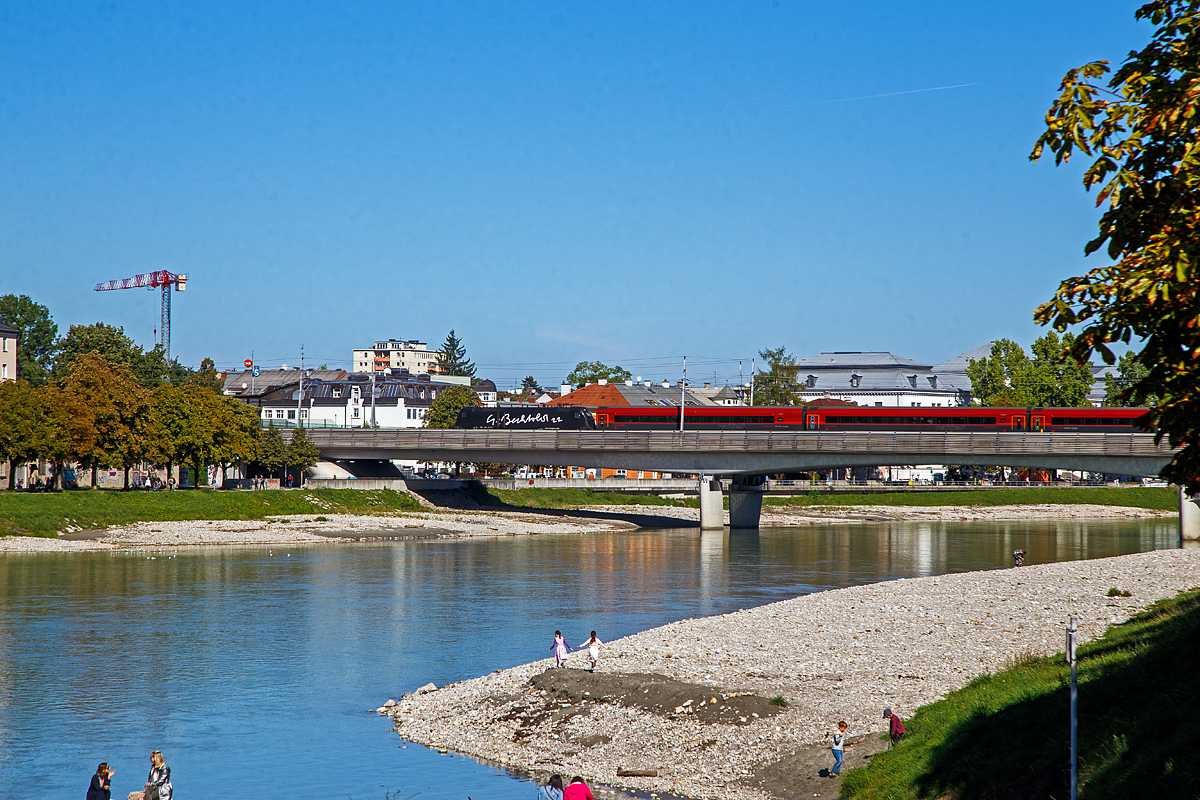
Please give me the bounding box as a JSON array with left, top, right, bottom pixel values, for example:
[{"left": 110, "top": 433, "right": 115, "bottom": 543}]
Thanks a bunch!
[
  {"left": 0, "top": 323, "right": 16, "bottom": 382},
  {"left": 352, "top": 339, "right": 435, "bottom": 374}
]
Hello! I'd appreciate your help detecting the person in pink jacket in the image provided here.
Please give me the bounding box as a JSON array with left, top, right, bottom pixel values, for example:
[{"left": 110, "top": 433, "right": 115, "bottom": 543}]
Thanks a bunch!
[
  {"left": 549, "top": 630, "right": 571, "bottom": 668},
  {"left": 563, "top": 776, "right": 593, "bottom": 800}
]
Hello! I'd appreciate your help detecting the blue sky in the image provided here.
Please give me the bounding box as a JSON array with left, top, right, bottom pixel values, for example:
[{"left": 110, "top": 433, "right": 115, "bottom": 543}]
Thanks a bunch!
[{"left": 0, "top": 1, "right": 1149, "bottom": 388}]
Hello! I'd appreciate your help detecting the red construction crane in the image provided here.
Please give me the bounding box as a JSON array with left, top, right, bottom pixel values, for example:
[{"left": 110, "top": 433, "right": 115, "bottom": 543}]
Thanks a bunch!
[{"left": 94, "top": 270, "right": 188, "bottom": 362}]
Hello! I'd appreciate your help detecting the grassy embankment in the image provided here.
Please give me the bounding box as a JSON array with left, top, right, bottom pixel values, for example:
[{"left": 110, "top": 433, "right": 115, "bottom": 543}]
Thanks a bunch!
[
  {"left": 840, "top": 587, "right": 1200, "bottom": 799},
  {"left": 0, "top": 488, "right": 422, "bottom": 538},
  {"left": 486, "top": 486, "right": 1176, "bottom": 511}
]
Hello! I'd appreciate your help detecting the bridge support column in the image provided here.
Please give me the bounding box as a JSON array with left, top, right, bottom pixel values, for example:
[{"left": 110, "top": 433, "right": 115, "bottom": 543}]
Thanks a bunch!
[
  {"left": 1181, "top": 486, "right": 1200, "bottom": 542},
  {"left": 728, "top": 475, "right": 767, "bottom": 529},
  {"left": 699, "top": 477, "right": 724, "bottom": 530}
]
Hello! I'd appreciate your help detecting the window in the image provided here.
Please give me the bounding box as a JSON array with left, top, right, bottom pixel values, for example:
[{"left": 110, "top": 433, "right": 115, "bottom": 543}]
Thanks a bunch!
[
  {"left": 333, "top": 387, "right": 343, "bottom": 398},
  {"left": 2, "top": 337, "right": 6, "bottom": 352},
  {"left": 1, "top": 364, "right": 6, "bottom": 379},
  {"left": 849, "top": 374, "right": 861, "bottom": 388},
  {"left": 908, "top": 375, "right": 918, "bottom": 388},
  {"left": 351, "top": 387, "right": 361, "bottom": 400},
  {"left": 352, "top": 407, "right": 360, "bottom": 419},
  {"left": 806, "top": 375, "right": 817, "bottom": 388},
  {"left": 288, "top": 410, "right": 296, "bottom": 419},
  {"left": 300, "top": 409, "right": 308, "bottom": 419}
]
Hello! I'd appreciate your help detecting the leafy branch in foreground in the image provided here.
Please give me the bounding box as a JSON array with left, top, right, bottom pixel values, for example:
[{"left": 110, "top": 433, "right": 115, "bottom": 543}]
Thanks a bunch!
[{"left": 1030, "top": 0, "right": 1200, "bottom": 490}]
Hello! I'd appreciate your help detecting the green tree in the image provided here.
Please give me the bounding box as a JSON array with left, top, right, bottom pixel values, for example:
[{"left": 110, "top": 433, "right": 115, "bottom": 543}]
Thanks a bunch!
[
  {"left": 54, "top": 323, "right": 142, "bottom": 377},
  {"left": 1028, "top": 331, "right": 1095, "bottom": 407},
  {"left": 286, "top": 428, "right": 321, "bottom": 485},
  {"left": 255, "top": 424, "right": 288, "bottom": 479},
  {"left": 967, "top": 340, "right": 1033, "bottom": 407},
  {"left": 752, "top": 347, "right": 802, "bottom": 406},
  {"left": 146, "top": 383, "right": 256, "bottom": 486},
  {"left": 423, "top": 385, "right": 481, "bottom": 429},
  {"left": 0, "top": 384, "right": 75, "bottom": 488},
  {"left": 565, "top": 361, "right": 632, "bottom": 387},
  {"left": 133, "top": 345, "right": 194, "bottom": 388},
  {"left": 187, "top": 357, "right": 224, "bottom": 393},
  {"left": 0, "top": 294, "right": 58, "bottom": 384},
  {"left": 1104, "top": 351, "right": 1154, "bottom": 407},
  {"left": 520, "top": 375, "right": 542, "bottom": 393},
  {"left": 434, "top": 330, "right": 476, "bottom": 377},
  {"left": 1030, "top": 0, "right": 1200, "bottom": 488}
]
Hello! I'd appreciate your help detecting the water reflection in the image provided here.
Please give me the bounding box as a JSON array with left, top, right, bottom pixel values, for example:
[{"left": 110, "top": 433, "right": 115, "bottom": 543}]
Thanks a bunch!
[{"left": 0, "top": 518, "right": 1177, "bottom": 799}]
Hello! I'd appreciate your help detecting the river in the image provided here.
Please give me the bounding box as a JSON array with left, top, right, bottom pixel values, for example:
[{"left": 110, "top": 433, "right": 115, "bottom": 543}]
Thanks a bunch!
[{"left": 0, "top": 518, "right": 1178, "bottom": 799}]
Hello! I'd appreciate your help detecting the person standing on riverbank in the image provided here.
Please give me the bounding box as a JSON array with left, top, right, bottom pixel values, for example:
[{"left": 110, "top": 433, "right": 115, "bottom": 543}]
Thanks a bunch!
[
  {"left": 145, "top": 750, "right": 172, "bottom": 800},
  {"left": 537, "top": 773, "right": 564, "bottom": 800},
  {"left": 581, "top": 631, "right": 607, "bottom": 672},
  {"left": 884, "top": 708, "right": 906, "bottom": 747},
  {"left": 87, "top": 763, "right": 114, "bottom": 800},
  {"left": 563, "top": 776, "right": 593, "bottom": 800},
  {"left": 828, "top": 721, "right": 847, "bottom": 777},
  {"left": 550, "top": 631, "right": 571, "bottom": 667}
]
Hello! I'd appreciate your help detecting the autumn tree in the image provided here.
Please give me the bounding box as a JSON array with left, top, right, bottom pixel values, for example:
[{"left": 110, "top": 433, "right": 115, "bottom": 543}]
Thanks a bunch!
[
  {"left": 752, "top": 347, "right": 802, "bottom": 406},
  {"left": 0, "top": 295, "right": 57, "bottom": 384},
  {"left": 435, "top": 330, "right": 476, "bottom": 377},
  {"left": 423, "top": 385, "right": 481, "bottom": 429},
  {"left": 1031, "top": 0, "right": 1200, "bottom": 488},
  {"left": 63, "top": 353, "right": 151, "bottom": 489},
  {"left": 565, "top": 361, "right": 631, "bottom": 387}
]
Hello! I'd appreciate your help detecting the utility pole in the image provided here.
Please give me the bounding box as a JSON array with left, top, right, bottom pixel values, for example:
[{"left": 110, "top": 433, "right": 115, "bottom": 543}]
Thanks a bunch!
[
  {"left": 680, "top": 355, "right": 687, "bottom": 431},
  {"left": 738, "top": 360, "right": 743, "bottom": 405},
  {"left": 750, "top": 358, "right": 755, "bottom": 406},
  {"left": 1066, "top": 616, "right": 1079, "bottom": 800},
  {"left": 371, "top": 370, "right": 377, "bottom": 428},
  {"left": 297, "top": 345, "right": 305, "bottom": 427}
]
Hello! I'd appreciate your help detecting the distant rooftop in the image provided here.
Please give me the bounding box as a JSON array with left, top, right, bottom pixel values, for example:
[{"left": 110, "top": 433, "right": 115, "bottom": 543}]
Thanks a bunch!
[{"left": 796, "top": 351, "right": 932, "bottom": 370}]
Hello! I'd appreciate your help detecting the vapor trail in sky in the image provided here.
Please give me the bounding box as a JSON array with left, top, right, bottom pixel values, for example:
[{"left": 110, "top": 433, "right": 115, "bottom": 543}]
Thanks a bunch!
[{"left": 787, "top": 82, "right": 979, "bottom": 107}]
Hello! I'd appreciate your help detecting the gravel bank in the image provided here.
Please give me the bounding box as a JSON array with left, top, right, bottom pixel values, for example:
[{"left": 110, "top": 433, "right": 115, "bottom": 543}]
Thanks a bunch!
[
  {"left": 383, "top": 548, "right": 1200, "bottom": 800},
  {"left": 0, "top": 509, "right": 638, "bottom": 552}
]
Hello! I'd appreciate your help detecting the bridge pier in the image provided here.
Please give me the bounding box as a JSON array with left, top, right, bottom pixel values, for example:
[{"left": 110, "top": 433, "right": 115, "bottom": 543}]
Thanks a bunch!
[
  {"left": 729, "top": 475, "right": 767, "bottom": 529},
  {"left": 699, "top": 477, "right": 724, "bottom": 530},
  {"left": 1181, "top": 486, "right": 1200, "bottom": 542}
]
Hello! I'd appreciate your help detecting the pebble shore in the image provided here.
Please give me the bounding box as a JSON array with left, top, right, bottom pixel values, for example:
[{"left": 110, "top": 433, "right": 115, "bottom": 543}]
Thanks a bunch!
[{"left": 383, "top": 548, "right": 1200, "bottom": 800}]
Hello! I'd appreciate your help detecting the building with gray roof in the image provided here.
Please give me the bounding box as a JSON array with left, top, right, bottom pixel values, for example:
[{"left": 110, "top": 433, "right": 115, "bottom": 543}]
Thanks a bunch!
[{"left": 795, "top": 351, "right": 968, "bottom": 407}]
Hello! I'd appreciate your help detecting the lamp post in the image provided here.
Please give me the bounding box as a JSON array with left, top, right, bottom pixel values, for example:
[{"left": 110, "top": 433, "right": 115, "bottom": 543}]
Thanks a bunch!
[{"left": 1066, "top": 616, "right": 1078, "bottom": 800}]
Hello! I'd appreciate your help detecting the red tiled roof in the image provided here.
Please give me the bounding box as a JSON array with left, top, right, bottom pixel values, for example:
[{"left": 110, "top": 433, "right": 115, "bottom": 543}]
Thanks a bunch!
[{"left": 546, "top": 384, "right": 630, "bottom": 407}]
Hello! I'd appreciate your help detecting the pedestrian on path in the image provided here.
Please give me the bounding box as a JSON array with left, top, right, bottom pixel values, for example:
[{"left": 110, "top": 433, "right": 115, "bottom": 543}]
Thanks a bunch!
[
  {"left": 537, "top": 774, "right": 565, "bottom": 800},
  {"left": 884, "top": 708, "right": 906, "bottom": 748},
  {"left": 87, "top": 762, "right": 114, "bottom": 800},
  {"left": 563, "top": 776, "right": 593, "bottom": 800},
  {"left": 581, "top": 631, "right": 607, "bottom": 672},
  {"left": 549, "top": 631, "right": 571, "bottom": 668},
  {"left": 827, "top": 721, "right": 847, "bottom": 777}
]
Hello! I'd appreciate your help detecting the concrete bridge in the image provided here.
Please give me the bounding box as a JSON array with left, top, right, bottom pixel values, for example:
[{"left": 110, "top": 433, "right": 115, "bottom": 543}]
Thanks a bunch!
[{"left": 284, "top": 428, "right": 1180, "bottom": 530}]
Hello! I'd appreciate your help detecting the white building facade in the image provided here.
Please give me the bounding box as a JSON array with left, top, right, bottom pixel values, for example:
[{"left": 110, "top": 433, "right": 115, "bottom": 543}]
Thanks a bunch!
[
  {"left": 794, "top": 352, "right": 970, "bottom": 407},
  {"left": 353, "top": 339, "right": 435, "bottom": 375}
]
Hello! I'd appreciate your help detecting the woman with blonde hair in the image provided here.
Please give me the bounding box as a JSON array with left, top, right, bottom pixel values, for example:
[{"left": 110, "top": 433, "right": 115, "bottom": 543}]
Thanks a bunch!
[{"left": 145, "top": 750, "right": 172, "bottom": 800}]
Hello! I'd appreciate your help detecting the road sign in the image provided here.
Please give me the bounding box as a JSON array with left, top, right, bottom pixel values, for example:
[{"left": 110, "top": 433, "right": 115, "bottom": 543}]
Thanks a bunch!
[
  {"left": 244, "top": 359, "right": 253, "bottom": 368},
  {"left": 252, "top": 368, "right": 260, "bottom": 377}
]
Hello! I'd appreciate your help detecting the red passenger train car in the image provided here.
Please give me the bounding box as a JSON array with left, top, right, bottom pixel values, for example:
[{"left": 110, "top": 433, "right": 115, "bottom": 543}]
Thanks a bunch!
[{"left": 594, "top": 406, "right": 1150, "bottom": 432}]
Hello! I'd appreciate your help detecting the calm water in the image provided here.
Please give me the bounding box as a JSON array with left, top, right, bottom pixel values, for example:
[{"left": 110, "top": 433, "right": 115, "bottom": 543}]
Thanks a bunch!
[{"left": 0, "top": 519, "right": 1178, "bottom": 799}]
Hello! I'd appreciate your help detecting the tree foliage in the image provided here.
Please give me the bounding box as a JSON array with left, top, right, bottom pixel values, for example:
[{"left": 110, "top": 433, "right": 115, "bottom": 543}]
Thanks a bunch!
[
  {"left": 0, "top": 294, "right": 58, "bottom": 384},
  {"left": 55, "top": 322, "right": 192, "bottom": 388},
  {"left": 966, "top": 334, "right": 1095, "bottom": 407},
  {"left": 1104, "top": 351, "right": 1155, "bottom": 406},
  {"left": 520, "top": 375, "right": 542, "bottom": 393},
  {"left": 255, "top": 425, "right": 288, "bottom": 476},
  {"left": 423, "top": 385, "right": 481, "bottom": 429},
  {"left": 565, "top": 361, "right": 632, "bottom": 387},
  {"left": 435, "top": 329, "right": 476, "bottom": 377},
  {"left": 1030, "top": 0, "right": 1200, "bottom": 488},
  {"left": 286, "top": 428, "right": 321, "bottom": 475},
  {"left": 63, "top": 354, "right": 151, "bottom": 484},
  {"left": 752, "top": 346, "right": 802, "bottom": 406}
]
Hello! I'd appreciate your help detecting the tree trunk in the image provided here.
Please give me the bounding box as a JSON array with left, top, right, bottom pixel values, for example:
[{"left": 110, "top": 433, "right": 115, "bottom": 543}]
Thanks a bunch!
[
  {"left": 6, "top": 460, "right": 13, "bottom": 490},
  {"left": 123, "top": 465, "right": 130, "bottom": 490},
  {"left": 53, "top": 461, "right": 63, "bottom": 490},
  {"left": 91, "top": 465, "right": 98, "bottom": 489}
]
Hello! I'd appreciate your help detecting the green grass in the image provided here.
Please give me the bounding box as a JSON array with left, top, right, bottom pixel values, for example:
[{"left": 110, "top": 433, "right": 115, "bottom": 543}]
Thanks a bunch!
[
  {"left": 483, "top": 487, "right": 685, "bottom": 509},
  {"left": 762, "top": 486, "right": 1178, "bottom": 510},
  {"left": 0, "top": 488, "right": 422, "bottom": 537},
  {"left": 840, "top": 587, "right": 1200, "bottom": 799}
]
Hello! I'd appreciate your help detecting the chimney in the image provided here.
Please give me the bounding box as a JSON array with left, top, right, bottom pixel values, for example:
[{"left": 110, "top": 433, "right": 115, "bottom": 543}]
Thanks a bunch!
[
  {"left": 704, "top": 382, "right": 711, "bottom": 389},
  {"left": 661, "top": 380, "right": 669, "bottom": 388},
  {"left": 560, "top": 383, "right": 571, "bottom": 396},
  {"left": 644, "top": 380, "right": 651, "bottom": 387},
  {"left": 598, "top": 378, "right": 607, "bottom": 385},
  {"left": 625, "top": 379, "right": 633, "bottom": 386}
]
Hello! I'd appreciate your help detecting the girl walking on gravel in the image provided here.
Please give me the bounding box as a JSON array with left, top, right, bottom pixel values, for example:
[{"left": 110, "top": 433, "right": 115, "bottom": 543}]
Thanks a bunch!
[
  {"left": 549, "top": 630, "right": 571, "bottom": 667},
  {"left": 581, "top": 631, "right": 607, "bottom": 672}
]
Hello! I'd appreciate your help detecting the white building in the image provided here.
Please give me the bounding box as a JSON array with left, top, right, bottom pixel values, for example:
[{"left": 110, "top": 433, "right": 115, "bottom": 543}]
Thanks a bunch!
[
  {"left": 352, "top": 339, "right": 435, "bottom": 375},
  {"left": 255, "top": 374, "right": 455, "bottom": 428},
  {"left": 794, "top": 352, "right": 970, "bottom": 407},
  {"left": 0, "top": 322, "right": 16, "bottom": 382}
]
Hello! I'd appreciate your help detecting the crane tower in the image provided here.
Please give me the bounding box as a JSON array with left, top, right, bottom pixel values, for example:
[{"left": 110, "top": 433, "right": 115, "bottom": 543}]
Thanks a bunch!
[{"left": 94, "top": 270, "right": 188, "bottom": 362}]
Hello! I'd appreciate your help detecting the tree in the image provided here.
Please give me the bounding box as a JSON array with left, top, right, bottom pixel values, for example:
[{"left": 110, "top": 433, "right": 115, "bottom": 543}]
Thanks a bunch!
[
  {"left": 752, "top": 347, "right": 802, "bottom": 406},
  {"left": 423, "top": 385, "right": 481, "bottom": 429},
  {"left": 1104, "top": 351, "right": 1154, "bottom": 407},
  {"left": 147, "top": 383, "right": 257, "bottom": 486},
  {"left": 967, "top": 335, "right": 1094, "bottom": 407},
  {"left": 133, "top": 345, "right": 194, "bottom": 388},
  {"left": 287, "top": 428, "right": 321, "bottom": 484},
  {"left": 0, "top": 294, "right": 58, "bottom": 384},
  {"left": 255, "top": 424, "right": 287, "bottom": 479},
  {"left": 54, "top": 323, "right": 142, "bottom": 377},
  {"left": 63, "top": 354, "right": 151, "bottom": 488},
  {"left": 1030, "top": 0, "right": 1200, "bottom": 489},
  {"left": 434, "top": 330, "right": 476, "bottom": 377},
  {"left": 565, "top": 361, "right": 632, "bottom": 387},
  {"left": 187, "top": 358, "right": 224, "bottom": 393},
  {"left": 520, "top": 375, "right": 542, "bottom": 393}
]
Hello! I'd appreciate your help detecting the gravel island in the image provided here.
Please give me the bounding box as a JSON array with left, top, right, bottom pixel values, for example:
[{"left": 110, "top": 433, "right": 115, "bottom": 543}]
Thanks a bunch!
[{"left": 383, "top": 548, "right": 1200, "bottom": 800}]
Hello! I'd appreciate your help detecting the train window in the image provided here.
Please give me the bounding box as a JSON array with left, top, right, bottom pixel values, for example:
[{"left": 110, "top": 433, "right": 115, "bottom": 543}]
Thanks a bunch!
[
  {"left": 825, "top": 416, "right": 998, "bottom": 425},
  {"left": 1049, "top": 417, "right": 1136, "bottom": 426}
]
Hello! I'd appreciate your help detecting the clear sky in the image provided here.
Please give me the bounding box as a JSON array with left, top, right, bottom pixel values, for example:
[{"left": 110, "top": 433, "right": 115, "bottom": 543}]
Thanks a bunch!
[{"left": 0, "top": 1, "right": 1150, "bottom": 388}]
